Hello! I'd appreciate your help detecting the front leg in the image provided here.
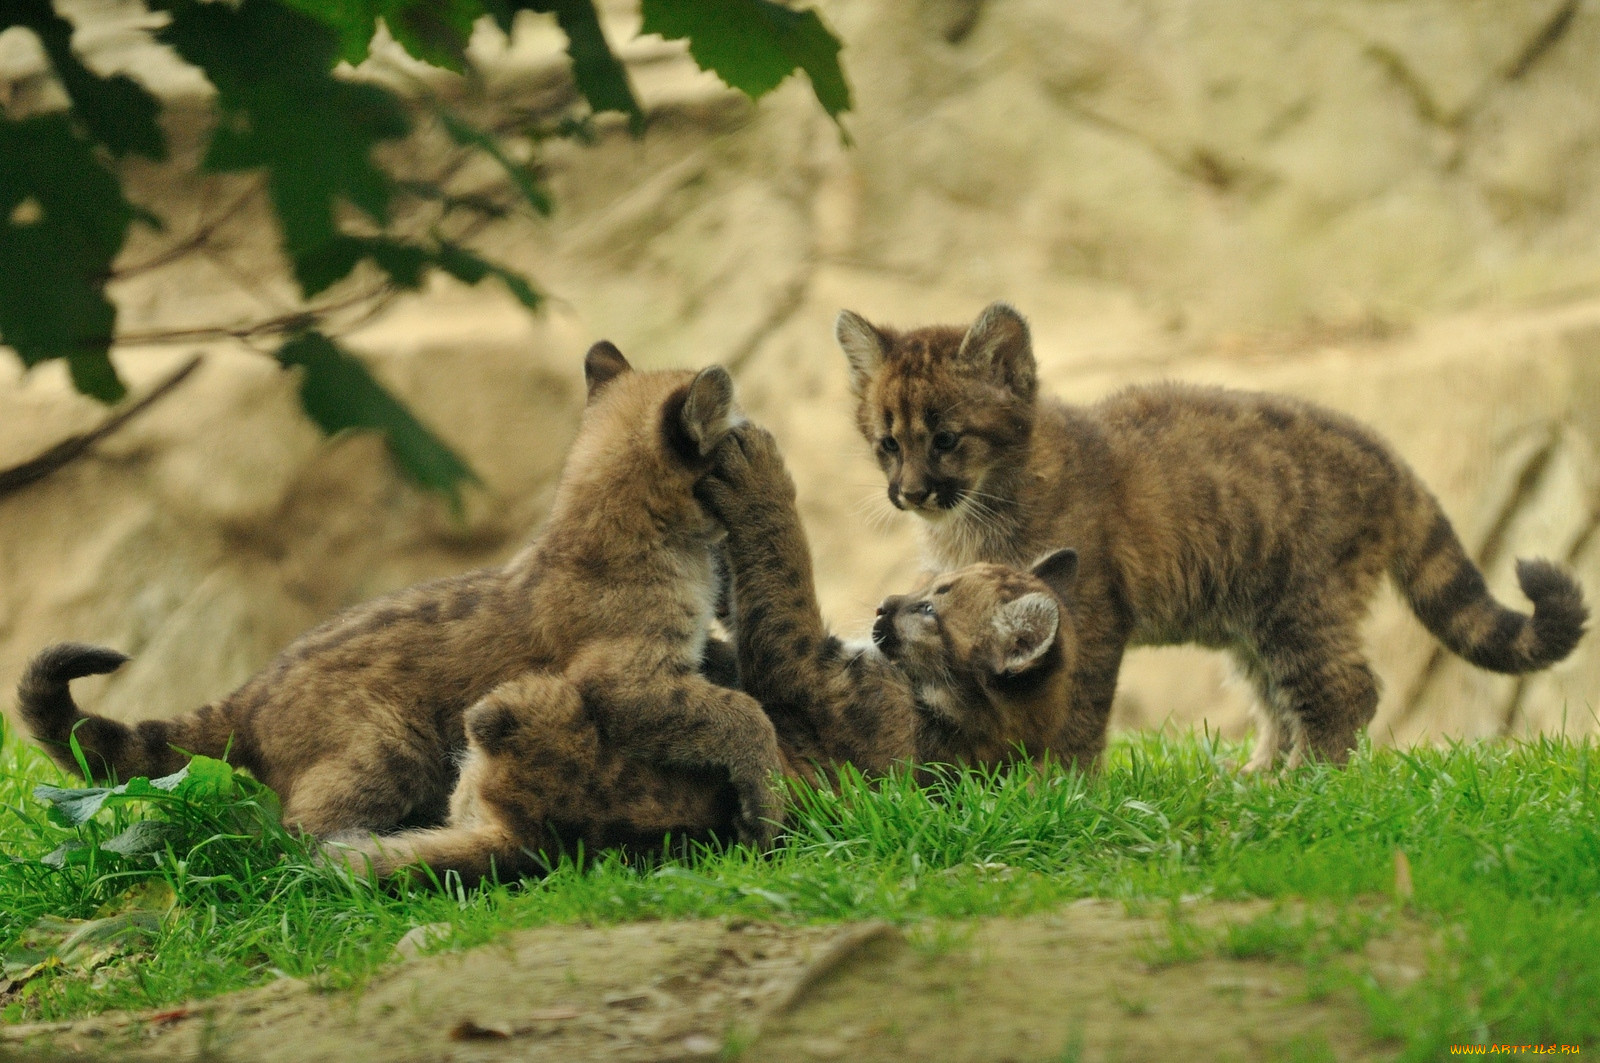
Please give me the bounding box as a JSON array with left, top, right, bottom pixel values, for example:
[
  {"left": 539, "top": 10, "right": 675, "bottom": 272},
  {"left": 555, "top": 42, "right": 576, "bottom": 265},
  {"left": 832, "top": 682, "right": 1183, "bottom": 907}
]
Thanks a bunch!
[
  {"left": 569, "top": 647, "right": 785, "bottom": 848},
  {"left": 696, "top": 425, "right": 917, "bottom": 771},
  {"left": 694, "top": 425, "right": 829, "bottom": 697},
  {"left": 1050, "top": 584, "right": 1130, "bottom": 772}
]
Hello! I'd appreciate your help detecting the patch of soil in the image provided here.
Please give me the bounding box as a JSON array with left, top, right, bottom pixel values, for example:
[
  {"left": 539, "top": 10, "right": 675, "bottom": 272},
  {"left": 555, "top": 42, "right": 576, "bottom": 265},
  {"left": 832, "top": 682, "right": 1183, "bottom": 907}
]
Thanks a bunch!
[{"left": 0, "top": 901, "right": 1422, "bottom": 1062}]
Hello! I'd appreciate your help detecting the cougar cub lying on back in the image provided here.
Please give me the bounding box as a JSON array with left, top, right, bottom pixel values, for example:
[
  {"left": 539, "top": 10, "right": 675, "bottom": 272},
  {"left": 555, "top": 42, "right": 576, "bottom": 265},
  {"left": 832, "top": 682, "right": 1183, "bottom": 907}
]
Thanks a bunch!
[
  {"left": 837, "top": 302, "right": 1588, "bottom": 771},
  {"left": 20, "top": 343, "right": 786, "bottom": 844},
  {"left": 340, "top": 424, "right": 1084, "bottom": 885}
]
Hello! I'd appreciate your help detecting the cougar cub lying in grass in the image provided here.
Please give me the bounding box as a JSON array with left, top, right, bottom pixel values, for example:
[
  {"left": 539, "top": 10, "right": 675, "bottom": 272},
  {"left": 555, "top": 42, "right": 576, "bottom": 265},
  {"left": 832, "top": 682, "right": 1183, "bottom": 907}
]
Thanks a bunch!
[
  {"left": 20, "top": 343, "right": 787, "bottom": 845},
  {"left": 837, "top": 302, "right": 1588, "bottom": 771},
  {"left": 339, "top": 424, "right": 1084, "bottom": 885}
]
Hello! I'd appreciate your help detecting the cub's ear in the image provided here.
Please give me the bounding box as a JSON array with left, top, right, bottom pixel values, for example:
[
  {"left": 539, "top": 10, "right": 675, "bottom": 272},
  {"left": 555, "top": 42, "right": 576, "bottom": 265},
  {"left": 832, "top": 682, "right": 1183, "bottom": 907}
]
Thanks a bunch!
[
  {"left": 1029, "top": 548, "right": 1079, "bottom": 598},
  {"left": 465, "top": 700, "right": 519, "bottom": 756},
  {"left": 956, "top": 302, "right": 1035, "bottom": 400},
  {"left": 836, "top": 309, "right": 887, "bottom": 396},
  {"left": 681, "top": 365, "right": 740, "bottom": 458},
  {"left": 584, "top": 341, "right": 632, "bottom": 402},
  {"left": 988, "top": 591, "right": 1060, "bottom": 678}
]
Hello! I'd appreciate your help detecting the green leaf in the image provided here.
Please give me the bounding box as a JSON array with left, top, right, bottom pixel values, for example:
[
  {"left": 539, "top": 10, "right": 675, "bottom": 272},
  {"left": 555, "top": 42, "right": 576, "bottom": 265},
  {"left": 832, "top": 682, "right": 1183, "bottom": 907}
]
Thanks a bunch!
[
  {"left": 639, "top": 0, "right": 851, "bottom": 122},
  {"left": 100, "top": 821, "right": 180, "bottom": 858},
  {"left": 0, "top": 115, "right": 132, "bottom": 402},
  {"left": 178, "top": 755, "right": 239, "bottom": 798},
  {"left": 485, "top": 0, "right": 643, "bottom": 132},
  {"left": 38, "top": 840, "right": 90, "bottom": 870},
  {"left": 438, "top": 110, "right": 553, "bottom": 215},
  {"left": 431, "top": 241, "right": 542, "bottom": 312},
  {"left": 385, "top": 0, "right": 479, "bottom": 71},
  {"left": 275, "top": 331, "right": 479, "bottom": 503},
  {"left": 2, "top": 0, "right": 166, "bottom": 160},
  {"left": 155, "top": 0, "right": 412, "bottom": 297},
  {"left": 292, "top": 234, "right": 541, "bottom": 315},
  {"left": 31, "top": 762, "right": 202, "bottom": 829},
  {"left": 280, "top": 0, "right": 479, "bottom": 71},
  {"left": 33, "top": 783, "right": 116, "bottom": 828}
]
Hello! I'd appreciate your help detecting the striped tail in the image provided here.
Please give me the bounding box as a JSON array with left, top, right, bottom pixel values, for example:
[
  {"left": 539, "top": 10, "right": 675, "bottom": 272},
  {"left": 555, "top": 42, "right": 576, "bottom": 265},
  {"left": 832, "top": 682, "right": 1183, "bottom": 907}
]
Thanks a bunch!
[
  {"left": 1392, "top": 502, "right": 1588, "bottom": 674},
  {"left": 17, "top": 643, "right": 236, "bottom": 782}
]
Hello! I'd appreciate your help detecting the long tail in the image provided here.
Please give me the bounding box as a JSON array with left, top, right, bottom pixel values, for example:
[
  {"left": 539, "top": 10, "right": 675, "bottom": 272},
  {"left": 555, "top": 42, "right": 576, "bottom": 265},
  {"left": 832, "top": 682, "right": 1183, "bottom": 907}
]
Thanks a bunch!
[
  {"left": 1391, "top": 498, "right": 1588, "bottom": 674},
  {"left": 327, "top": 824, "right": 544, "bottom": 889},
  {"left": 17, "top": 643, "right": 239, "bottom": 782}
]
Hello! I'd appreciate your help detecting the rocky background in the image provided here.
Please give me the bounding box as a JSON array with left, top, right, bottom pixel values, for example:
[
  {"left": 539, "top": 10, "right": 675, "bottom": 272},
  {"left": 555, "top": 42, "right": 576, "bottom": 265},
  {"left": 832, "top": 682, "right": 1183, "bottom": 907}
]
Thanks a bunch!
[{"left": 2, "top": 0, "right": 1597, "bottom": 747}]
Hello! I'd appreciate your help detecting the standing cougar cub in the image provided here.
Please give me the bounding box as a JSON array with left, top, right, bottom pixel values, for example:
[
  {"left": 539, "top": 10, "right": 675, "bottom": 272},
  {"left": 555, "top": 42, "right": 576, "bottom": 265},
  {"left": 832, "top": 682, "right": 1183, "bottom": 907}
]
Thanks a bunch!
[
  {"left": 341, "top": 424, "right": 1085, "bottom": 885},
  {"left": 837, "top": 302, "right": 1588, "bottom": 770},
  {"left": 20, "top": 344, "right": 785, "bottom": 844}
]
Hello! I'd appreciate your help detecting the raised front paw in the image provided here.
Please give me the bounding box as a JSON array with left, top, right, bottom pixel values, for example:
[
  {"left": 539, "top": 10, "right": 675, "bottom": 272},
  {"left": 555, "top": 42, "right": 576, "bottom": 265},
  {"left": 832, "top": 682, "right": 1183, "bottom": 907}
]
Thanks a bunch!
[{"left": 695, "top": 423, "right": 797, "bottom": 529}]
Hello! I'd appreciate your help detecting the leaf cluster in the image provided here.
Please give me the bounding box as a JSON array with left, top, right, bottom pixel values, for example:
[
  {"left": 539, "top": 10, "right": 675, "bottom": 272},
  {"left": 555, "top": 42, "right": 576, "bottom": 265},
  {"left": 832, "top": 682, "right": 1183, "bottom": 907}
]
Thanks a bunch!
[{"left": 1, "top": 0, "right": 850, "bottom": 503}]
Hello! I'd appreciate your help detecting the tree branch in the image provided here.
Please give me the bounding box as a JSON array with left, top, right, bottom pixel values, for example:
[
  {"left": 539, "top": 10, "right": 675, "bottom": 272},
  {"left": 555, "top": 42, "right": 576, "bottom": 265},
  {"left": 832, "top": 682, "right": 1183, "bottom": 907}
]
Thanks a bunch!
[{"left": 0, "top": 354, "right": 204, "bottom": 499}]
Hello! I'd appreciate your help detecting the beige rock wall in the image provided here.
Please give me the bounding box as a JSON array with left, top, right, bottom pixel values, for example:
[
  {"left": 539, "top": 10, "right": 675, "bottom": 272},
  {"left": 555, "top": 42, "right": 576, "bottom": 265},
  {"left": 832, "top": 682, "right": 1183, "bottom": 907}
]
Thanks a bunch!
[{"left": 2, "top": 0, "right": 1596, "bottom": 744}]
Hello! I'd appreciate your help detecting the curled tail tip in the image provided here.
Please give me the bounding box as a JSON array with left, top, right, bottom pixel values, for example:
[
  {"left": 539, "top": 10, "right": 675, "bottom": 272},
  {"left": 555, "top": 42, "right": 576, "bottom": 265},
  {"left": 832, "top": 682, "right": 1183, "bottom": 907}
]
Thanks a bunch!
[
  {"left": 1515, "top": 558, "right": 1588, "bottom": 664},
  {"left": 26, "top": 643, "right": 131, "bottom": 686},
  {"left": 18, "top": 643, "right": 129, "bottom": 735}
]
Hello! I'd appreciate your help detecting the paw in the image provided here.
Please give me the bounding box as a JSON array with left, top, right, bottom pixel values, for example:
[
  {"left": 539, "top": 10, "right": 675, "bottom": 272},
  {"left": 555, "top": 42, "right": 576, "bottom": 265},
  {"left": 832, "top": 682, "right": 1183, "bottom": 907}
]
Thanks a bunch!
[
  {"left": 728, "top": 751, "right": 786, "bottom": 850},
  {"left": 733, "top": 779, "right": 785, "bottom": 850},
  {"left": 696, "top": 424, "right": 795, "bottom": 525}
]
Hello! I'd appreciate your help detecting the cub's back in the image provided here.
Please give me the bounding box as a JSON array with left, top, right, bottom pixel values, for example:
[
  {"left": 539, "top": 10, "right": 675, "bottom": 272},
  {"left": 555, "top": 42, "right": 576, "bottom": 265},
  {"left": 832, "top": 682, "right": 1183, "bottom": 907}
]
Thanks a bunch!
[{"left": 1053, "top": 382, "right": 1416, "bottom": 637}]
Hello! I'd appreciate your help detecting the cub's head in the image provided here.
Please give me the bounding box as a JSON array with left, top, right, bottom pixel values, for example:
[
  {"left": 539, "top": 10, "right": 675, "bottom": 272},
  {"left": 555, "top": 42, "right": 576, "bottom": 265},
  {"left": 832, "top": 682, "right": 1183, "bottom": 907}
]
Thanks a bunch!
[
  {"left": 564, "top": 341, "right": 742, "bottom": 542},
  {"left": 836, "top": 302, "right": 1036, "bottom": 520},
  {"left": 872, "top": 548, "right": 1078, "bottom": 764}
]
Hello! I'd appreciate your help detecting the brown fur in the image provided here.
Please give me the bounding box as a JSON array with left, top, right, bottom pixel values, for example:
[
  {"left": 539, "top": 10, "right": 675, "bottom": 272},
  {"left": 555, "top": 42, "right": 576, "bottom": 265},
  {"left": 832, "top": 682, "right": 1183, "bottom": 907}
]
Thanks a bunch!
[
  {"left": 19, "top": 344, "right": 786, "bottom": 844},
  {"left": 696, "top": 424, "right": 1083, "bottom": 775},
  {"left": 837, "top": 302, "right": 1589, "bottom": 769},
  {"left": 339, "top": 424, "right": 1084, "bottom": 886}
]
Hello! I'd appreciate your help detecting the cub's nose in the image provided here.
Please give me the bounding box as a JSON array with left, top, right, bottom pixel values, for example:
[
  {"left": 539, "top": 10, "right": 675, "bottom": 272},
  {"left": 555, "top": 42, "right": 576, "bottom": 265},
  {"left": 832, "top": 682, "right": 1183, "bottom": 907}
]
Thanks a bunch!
[
  {"left": 871, "top": 596, "right": 905, "bottom": 652},
  {"left": 901, "top": 486, "right": 932, "bottom": 507}
]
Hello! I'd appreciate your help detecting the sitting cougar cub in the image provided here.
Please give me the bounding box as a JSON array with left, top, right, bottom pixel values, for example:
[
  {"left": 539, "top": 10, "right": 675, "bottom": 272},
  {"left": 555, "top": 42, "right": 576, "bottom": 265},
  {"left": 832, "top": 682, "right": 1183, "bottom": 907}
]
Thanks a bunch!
[
  {"left": 20, "top": 344, "right": 786, "bottom": 844},
  {"left": 836, "top": 302, "right": 1589, "bottom": 770},
  {"left": 341, "top": 424, "right": 1084, "bottom": 885}
]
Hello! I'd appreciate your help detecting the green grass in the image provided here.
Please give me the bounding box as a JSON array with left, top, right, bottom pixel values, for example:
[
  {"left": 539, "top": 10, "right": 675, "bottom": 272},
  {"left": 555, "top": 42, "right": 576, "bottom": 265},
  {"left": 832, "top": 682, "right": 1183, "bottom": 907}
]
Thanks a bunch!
[{"left": 1, "top": 714, "right": 1596, "bottom": 1061}]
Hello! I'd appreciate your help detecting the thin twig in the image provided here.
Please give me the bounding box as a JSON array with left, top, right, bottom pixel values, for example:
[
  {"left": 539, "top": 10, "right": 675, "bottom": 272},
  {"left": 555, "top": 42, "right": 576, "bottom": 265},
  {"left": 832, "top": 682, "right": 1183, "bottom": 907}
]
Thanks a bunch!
[
  {"left": 109, "top": 185, "right": 260, "bottom": 281},
  {"left": 0, "top": 355, "right": 204, "bottom": 498}
]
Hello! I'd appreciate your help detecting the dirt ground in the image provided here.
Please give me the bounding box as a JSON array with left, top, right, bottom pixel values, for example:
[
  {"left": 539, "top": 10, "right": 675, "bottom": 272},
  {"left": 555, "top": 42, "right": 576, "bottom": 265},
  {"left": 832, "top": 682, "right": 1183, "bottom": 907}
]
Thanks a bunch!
[{"left": 0, "top": 900, "right": 1423, "bottom": 1063}]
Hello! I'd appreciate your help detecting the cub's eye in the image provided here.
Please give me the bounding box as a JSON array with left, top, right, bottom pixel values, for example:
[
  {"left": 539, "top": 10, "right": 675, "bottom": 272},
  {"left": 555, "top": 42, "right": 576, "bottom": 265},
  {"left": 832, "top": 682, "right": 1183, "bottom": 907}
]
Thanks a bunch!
[
  {"left": 881, "top": 436, "right": 900, "bottom": 454},
  {"left": 915, "top": 601, "right": 935, "bottom": 616},
  {"left": 931, "top": 430, "right": 959, "bottom": 453}
]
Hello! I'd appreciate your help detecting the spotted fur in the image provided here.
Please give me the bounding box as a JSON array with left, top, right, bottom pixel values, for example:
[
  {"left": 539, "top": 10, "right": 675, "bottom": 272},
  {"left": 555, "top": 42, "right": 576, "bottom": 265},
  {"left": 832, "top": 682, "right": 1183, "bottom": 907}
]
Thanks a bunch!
[
  {"left": 21, "top": 344, "right": 786, "bottom": 850},
  {"left": 838, "top": 302, "right": 1588, "bottom": 769}
]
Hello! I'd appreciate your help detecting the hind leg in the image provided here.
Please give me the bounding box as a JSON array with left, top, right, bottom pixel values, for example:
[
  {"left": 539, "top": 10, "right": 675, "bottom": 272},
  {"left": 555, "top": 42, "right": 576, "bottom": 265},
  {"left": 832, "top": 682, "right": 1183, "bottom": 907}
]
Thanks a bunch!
[
  {"left": 568, "top": 645, "right": 784, "bottom": 848},
  {"left": 1229, "top": 646, "right": 1297, "bottom": 774},
  {"left": 327, "top": 675, "right": 590, "bottom": 885},
  {"left": 282, "top": 760, "right": 441, "bottom": 839},
  {"left": 1250, "top": 611, "right": 1379, "bottom": 767}
]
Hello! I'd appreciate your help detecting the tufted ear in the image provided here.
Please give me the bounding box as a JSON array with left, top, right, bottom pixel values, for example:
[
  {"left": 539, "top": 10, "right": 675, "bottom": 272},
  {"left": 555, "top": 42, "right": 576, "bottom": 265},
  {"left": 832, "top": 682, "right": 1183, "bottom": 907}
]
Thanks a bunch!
[
  {"left": 988, "top": 591, "right": 1060, "bottom": 677},
  {"left": 681, "top": 365, "right": 740, "bottom": 457},
  {"left": 836, "top": 309, "right": 888, "bottom": 396},
  {"left": 584, "top": 341, "right": 632, "bottom": 402},
  {"left": 956, "top": 302, "right": 1035, "bottom": 400},
  {"left": 1029, "top": 548, "right": 1079, "bottom": 599}
]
